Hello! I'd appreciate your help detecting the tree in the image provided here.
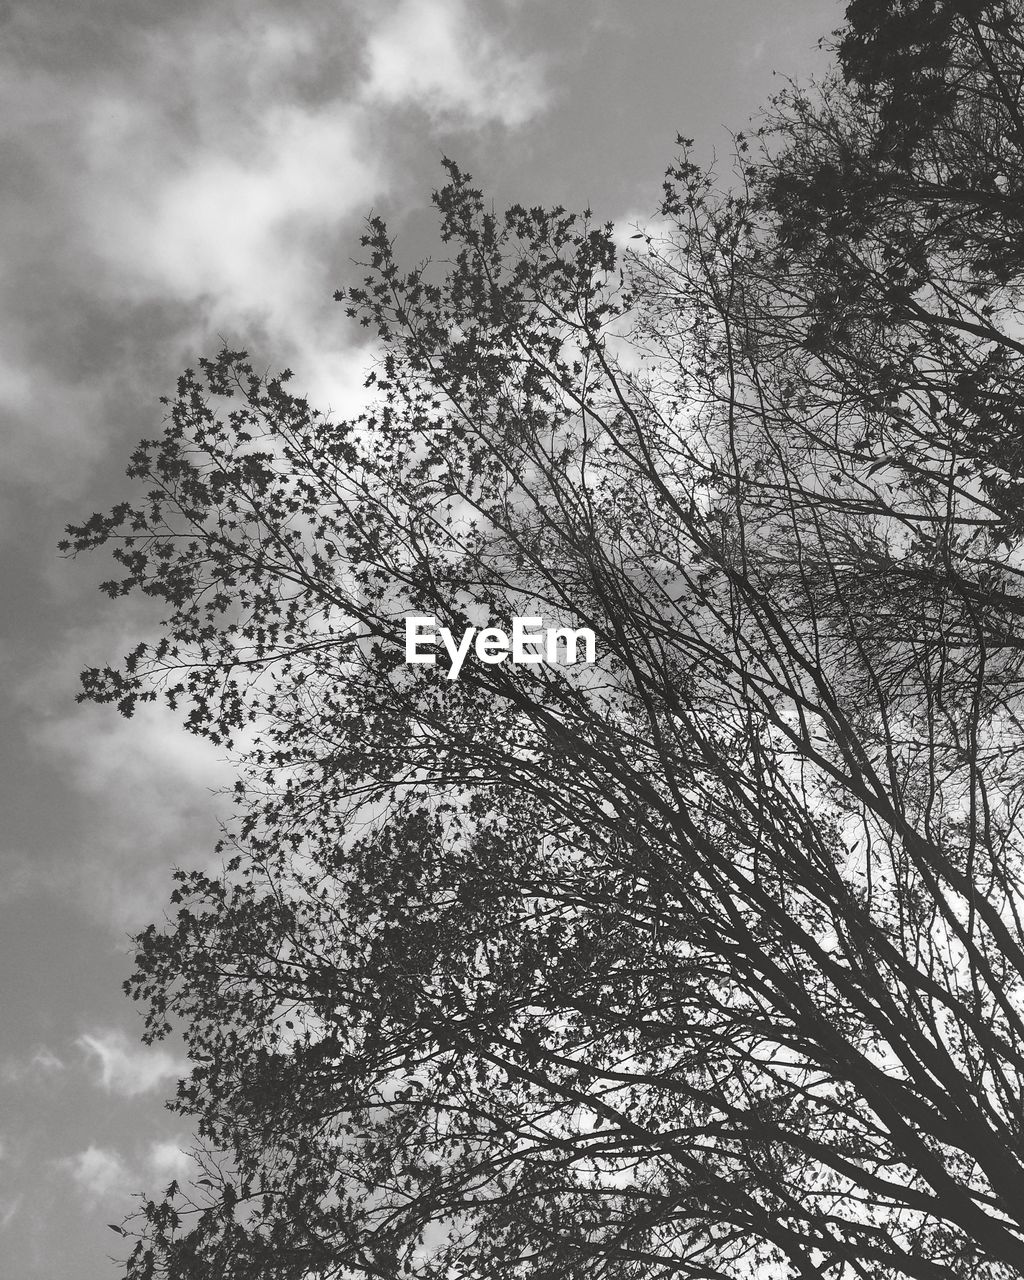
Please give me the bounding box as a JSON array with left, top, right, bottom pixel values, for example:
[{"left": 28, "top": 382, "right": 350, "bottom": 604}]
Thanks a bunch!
[{"left": 63, "top": 5, "right": 1024, "bottom": 1277}]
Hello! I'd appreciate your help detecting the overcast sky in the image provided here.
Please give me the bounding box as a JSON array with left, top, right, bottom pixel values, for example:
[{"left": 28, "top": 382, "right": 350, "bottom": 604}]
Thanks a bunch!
[{"left": 1, "top": 2, "right": 840, "bottom": 1275}]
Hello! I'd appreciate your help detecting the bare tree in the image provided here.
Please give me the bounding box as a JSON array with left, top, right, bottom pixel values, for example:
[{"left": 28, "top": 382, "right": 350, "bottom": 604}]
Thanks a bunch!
[{"left": 64, "top": 5, "right": 1024, "bottom": 1277}]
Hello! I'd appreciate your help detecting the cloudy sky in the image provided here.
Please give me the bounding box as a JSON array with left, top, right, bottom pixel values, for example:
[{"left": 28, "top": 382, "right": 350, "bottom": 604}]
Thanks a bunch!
[{"left": 1, "top": 1, "right": 840, "bottom": 1274}]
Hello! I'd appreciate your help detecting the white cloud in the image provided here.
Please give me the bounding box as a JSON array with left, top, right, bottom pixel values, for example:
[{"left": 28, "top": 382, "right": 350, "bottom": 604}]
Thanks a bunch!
[
  {"left": 0, "top": 7, "right": 384, "bottom": 504},
  {"left": 0, "top": 1138, "right": 22, "bottom": 1234},
  {"left": 59, "top": 1136, "right": 195, "bottom": 1210},
  {"left": 363, "top": 0, "right": 548, "bottom": 125},
  {"left": 0, "top": 1195, "right": 19, "bottom": 1232},
  {"left": 146, "top": 1140, "right": 194, "bottom": 1184},
  {"left": 83, "top": 96, "right": 382, "bottom": 327},
  {"left": 60, "top": 1145, "right": 133, "bottom": 1203},
  {"left": 1, "top": 1047, "right": 66, "bottom": 1086},
  {"left": 76, "top": 0, "right": 548, "bottom": 328},
  {"left": 30, "top": 1048, "right": 65, "bottom": 1074},
  {"left": 26, "top": 689, "right": 235, "bottom": 929},
  {"left": 77, "top": 1029, "right": 185, "bottom": 1099},
  {"left": 34, "top": 698, "right": 233, "bottom": 804},
  {"left": 0, "top": 0, "right": 557, "bottom": 508}
]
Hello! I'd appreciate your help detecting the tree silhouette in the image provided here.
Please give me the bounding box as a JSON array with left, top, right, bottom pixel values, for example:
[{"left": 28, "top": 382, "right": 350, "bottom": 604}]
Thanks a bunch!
[{"left": 64, "top": 4, "right": 1024, "bottom": 1277}]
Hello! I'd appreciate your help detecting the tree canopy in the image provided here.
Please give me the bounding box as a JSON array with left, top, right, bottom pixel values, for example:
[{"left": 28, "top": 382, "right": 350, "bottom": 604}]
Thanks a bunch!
[{"left": 64, "top": 3, "right": 1024, "bottom": 1277}]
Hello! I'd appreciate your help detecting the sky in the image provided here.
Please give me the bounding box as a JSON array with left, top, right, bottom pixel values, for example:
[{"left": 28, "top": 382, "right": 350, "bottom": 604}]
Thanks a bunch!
[{"left": 0, "top": 1, "right": 841, "bottom": 1275}]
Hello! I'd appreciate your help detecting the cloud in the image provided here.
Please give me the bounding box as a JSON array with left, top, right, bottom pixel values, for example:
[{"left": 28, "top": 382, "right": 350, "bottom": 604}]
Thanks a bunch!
[
  {"left": 0, "top": 1138, "right": 22, "bottom": 1236},
  {"left": 75, "top": 0, "right": 549, "bottom": 326},
  {"left": 58, "top": 1135, "right": 195, "bottom": 1212},
  {"left": 0, "top": 0, "right": 557, "bottom": 510},
  {"left": 77, "top": 1029, "right": 185, "bottom": 1099},
  {"left": 60, "top": 1145, "right": 133, "bottom": 1204},
  {"left": 33, "top": 697, "right": 234, "bottom": 806},
  {"left": 31, "top": 1047, "right": 65, "bottom": 1074},
  {"left": 81, "top": 94, "right": 382, "bottom": 327},
  {"left": 13, "top": 611, "right": 237, "bottom": 929},
  {"left": 0, "top": 1195, "right": 19, "bottom": 1233},
  {"left": 145, "top": 1140, "right": 194, "bottom": 1184},
  {"left": 1, "top": 1046, "right": 66, "bottom": 1086},
  {"left": 363, "top": 0, "right": 548, "bottom": 125},
  {"left": 0, "top": 5, "right": 383, "bottom": 504}
]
